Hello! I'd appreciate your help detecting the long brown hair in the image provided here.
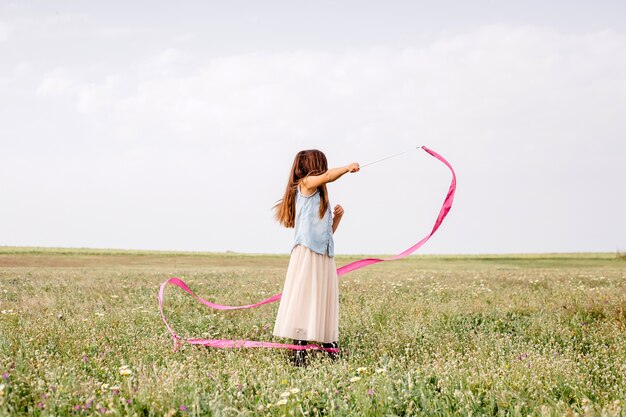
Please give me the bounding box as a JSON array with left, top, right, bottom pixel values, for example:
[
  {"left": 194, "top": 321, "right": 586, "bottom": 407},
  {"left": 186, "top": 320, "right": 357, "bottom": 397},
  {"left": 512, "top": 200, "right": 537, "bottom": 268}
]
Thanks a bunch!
[{"left": 274, "top": 149, "right": 330, "bottom": 228}]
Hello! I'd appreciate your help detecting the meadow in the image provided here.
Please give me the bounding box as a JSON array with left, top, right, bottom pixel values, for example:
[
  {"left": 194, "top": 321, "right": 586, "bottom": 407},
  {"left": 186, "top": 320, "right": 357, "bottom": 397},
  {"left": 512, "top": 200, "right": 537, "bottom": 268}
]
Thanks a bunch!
[{"left": 0, "top": 247, "right": 625, "bottom": 416}]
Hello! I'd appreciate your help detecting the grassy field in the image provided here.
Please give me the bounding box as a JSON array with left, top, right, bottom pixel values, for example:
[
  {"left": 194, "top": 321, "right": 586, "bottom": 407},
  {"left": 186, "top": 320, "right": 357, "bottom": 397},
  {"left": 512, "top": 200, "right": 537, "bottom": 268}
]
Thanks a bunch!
[{"left": 1, "top": 247, "right": 625, "bottom": 416}]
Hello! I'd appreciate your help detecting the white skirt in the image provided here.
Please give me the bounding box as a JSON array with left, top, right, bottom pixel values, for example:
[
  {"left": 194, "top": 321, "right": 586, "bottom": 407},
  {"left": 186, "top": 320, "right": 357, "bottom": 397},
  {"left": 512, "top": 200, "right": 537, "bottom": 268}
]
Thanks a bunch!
[{"left": 273, "top": 244, "right": 339, "bottom": 343}]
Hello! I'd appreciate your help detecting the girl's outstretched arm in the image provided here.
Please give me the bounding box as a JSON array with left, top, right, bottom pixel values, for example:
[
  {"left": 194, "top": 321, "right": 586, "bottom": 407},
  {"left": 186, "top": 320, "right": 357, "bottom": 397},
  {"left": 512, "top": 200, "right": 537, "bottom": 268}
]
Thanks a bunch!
[{"left": 301, "top": 162, "right": 359, "bottom": 194}]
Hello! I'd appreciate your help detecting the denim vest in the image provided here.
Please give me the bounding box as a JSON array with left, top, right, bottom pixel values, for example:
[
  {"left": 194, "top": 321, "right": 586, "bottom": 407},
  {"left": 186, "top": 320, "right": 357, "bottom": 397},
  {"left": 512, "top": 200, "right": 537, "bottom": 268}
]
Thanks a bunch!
[{"left": 293, "top": 186, "right": 334, "bottom": 257}]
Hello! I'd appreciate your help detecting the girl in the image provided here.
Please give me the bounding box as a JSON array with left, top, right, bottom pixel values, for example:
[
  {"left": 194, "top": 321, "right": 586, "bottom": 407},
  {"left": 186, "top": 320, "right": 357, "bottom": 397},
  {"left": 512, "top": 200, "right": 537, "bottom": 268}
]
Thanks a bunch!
[{"left": 272, "top": 149, "right": 359, "bottom": 366}]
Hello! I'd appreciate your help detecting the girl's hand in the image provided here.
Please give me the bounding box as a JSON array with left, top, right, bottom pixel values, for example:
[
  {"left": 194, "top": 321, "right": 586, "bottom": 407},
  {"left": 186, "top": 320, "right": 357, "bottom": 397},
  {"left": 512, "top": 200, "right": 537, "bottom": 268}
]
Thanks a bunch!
[
  {"left": 348, "top": 162, "right": 360, "bottom": 173},
  {"left": 333, "top": 204, "right": 344, "bottom": 218},
  {"left": 332, "top": 205, "right": 344, "bottom": 233}
]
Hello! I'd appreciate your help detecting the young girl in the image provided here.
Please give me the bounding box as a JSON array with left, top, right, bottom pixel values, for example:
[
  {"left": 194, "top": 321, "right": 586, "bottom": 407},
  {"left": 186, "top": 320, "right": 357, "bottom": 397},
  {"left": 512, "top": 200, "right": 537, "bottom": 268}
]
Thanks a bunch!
[{"left": 272, "top": 149, "right": 359, "bottom": 366}]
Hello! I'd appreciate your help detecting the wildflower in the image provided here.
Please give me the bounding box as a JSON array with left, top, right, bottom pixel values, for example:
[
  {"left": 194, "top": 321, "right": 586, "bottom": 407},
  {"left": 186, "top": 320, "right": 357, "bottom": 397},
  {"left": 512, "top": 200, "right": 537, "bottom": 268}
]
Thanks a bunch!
[
  {"left": 357, "top": 367, "right": 367, "bottom": 374},
  {"left": 290, "top": 388, "right": 300, "bottom": 394},
  {"left": 119, "top": 365, "right": 132, "bottom": 376},
  {"left": 180, "top": 405, "right": 187, "bottom": 411},
  {"left": 276, "top": 399, "right": 288, "bottom": 406},
  {"left": 85, "top": 397, "right": 94, "bottom": 409},
  {"left": 280, "top": 391, "right": 290, "bottom": 398},
  {"left": 368, "top": 388, "right": 374, "bottom": 396},
  {"left": 1, "top": 373, "right": 8, "bottom": 380},
  {"left": 350, "top": 376, "right": 361, "bottom": 382},
  {"left": 82, "top": 355, "right": 88, "bottom": 363}
]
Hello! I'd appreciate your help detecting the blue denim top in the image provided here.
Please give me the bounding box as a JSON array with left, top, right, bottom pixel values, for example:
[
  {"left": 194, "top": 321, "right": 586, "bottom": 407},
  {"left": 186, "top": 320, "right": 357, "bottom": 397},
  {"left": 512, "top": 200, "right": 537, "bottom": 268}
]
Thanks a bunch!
[{"left": 293, "top": 186, "right": 334, "bottom": 257}]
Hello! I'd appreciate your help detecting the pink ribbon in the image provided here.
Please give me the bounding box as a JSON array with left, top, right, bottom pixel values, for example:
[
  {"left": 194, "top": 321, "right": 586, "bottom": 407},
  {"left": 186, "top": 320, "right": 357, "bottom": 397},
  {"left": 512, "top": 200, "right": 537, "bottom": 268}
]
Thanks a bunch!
[
  {"left": 158, "top": 146, "right": 456, "bottom": 352},
  {"left": 336, "top": 146, "right": 456, "bottom": 275}
]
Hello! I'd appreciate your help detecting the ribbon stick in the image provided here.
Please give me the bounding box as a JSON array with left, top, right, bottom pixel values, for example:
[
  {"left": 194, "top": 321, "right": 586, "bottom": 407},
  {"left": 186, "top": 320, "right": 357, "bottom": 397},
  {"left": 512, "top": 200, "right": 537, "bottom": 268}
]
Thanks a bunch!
[
  {"left": 360, "top": 146, "right": 421, "bottom": 168},
  {"left": 158, "top": 145, "right": 456, "bottom": 351}
]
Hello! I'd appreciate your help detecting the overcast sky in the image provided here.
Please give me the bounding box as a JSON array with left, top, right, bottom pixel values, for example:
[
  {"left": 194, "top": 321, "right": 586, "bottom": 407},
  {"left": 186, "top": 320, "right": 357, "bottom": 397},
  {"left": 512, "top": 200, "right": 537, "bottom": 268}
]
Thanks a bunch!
[{"left": 1, "top": 1, "right": 625, "bottom": 255}]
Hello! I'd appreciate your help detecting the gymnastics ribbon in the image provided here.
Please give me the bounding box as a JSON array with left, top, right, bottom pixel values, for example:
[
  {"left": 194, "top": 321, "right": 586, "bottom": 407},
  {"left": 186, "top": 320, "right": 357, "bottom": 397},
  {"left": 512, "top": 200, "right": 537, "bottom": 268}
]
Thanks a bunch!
[{"left": 158, "top": 145, "right": 456, "bottom": 352}]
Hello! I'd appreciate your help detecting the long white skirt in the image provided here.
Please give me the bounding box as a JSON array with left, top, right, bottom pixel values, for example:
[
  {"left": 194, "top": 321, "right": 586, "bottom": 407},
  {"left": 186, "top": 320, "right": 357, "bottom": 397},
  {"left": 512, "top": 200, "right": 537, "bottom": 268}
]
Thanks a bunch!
[{"left": 273, "top": 244, "right": 339, "bottom": 343}]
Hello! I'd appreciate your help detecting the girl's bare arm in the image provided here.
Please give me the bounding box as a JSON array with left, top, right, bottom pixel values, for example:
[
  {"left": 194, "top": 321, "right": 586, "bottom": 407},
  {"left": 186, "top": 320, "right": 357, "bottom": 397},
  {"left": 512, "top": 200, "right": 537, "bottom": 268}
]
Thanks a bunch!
[
  {"left": 332, "top": 205, "right": 344, "bottom": 233},
  {"left": 301, "top": 163, "right": 359, "bottom": 194}
]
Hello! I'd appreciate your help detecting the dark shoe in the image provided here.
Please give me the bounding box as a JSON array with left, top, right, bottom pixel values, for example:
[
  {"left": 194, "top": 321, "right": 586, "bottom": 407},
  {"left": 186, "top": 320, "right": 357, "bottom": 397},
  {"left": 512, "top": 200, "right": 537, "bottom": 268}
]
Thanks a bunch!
[
  {"left": 321, "top": 342, "right": 339, "bottom": 361},
  {"left": 291, "top": 339, "right": 308, "bottom": 367}
]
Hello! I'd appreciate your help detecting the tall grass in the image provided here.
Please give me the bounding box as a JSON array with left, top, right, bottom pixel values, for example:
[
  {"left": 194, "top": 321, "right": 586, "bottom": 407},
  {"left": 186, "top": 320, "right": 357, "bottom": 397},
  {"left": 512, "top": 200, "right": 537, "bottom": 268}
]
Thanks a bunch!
[{"left": 1, "top": 249, "right": 625, "bottom": 416}]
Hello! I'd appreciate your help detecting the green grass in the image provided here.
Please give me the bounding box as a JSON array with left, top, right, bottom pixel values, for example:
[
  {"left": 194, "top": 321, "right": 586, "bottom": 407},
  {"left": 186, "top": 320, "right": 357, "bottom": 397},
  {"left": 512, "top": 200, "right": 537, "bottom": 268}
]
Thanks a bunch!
[{"left": 1, "top": 248, "right": 625, "bottom": 416}]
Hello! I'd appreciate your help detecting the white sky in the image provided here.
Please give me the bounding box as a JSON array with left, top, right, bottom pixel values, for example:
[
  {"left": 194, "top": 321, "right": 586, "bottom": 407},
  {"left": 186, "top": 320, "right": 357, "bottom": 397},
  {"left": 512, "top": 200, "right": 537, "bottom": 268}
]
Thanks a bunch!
[{"left": 1, "top": 1, "right": 625, "bottom": 255}]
